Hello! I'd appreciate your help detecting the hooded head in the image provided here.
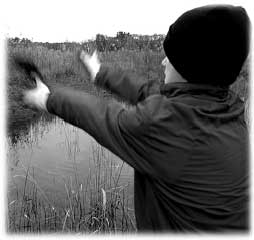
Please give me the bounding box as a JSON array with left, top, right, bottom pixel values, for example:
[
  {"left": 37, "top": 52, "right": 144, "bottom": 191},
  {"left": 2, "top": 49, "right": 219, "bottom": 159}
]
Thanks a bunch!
[{"left": 163, "top": 5, "right": 250, "bottom": 86}]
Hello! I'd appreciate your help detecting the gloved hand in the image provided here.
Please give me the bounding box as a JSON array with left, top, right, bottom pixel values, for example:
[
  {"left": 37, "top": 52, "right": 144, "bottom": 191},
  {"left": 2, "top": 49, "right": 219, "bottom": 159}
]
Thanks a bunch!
[
  {"left": 14, "top": 57, "right": 50, "bottom": 111},
  {"left": 23, "top": 74, "right": 50, "bottom": 111},
  {"left": 80, "top": 50, "right": 101, "bottom": 81}
]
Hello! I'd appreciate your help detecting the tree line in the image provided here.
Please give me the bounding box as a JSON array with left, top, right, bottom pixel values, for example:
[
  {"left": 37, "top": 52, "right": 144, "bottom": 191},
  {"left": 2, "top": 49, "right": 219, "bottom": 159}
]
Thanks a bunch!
[{"left": 8, "top": 32, "right": 165, "bottom": 52}]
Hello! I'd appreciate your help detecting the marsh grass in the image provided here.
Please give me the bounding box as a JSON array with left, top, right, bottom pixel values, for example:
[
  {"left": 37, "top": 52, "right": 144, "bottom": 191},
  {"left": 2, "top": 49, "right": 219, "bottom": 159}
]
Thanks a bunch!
[{"left": 8, "top": 123, "right": 136, "bottom": 233}]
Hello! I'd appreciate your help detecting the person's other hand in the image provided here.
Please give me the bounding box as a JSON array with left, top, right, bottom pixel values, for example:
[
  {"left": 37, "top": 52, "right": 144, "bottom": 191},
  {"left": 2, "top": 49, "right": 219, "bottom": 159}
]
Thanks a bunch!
[
  {"left": 80, "top": 50, "right": 101, "bottom": 81},
  {"left": 23, "top": 74, "right": 50, "bottom": 111}
]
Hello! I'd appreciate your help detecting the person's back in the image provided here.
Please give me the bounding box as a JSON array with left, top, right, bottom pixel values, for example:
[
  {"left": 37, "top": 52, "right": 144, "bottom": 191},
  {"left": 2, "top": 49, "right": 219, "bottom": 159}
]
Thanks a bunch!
[
  {"left": 122, "top": 5, "right": 250, "bottom": 231},
  {"left": 132, "top": 83, "right": 248, "bottom": 231}
]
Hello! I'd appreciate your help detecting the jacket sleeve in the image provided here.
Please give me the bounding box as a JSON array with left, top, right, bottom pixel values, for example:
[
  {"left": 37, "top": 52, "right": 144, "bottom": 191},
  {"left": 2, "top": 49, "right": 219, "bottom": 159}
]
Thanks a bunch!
[
  {"left": 95, "top": 66, "right": 161, "bottom": 104},
  {"left": 46, "top": 87, "right": 158, "bottom": 176}
]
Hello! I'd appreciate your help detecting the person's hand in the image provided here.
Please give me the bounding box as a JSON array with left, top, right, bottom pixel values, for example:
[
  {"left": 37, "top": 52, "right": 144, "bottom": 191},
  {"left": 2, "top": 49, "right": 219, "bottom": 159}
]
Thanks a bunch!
[
  {"left": 23, "top": 74, "right": 50, "bottom": 111},
  {"left": 80, "top": 50, "right": 101, "bottom": 81}
]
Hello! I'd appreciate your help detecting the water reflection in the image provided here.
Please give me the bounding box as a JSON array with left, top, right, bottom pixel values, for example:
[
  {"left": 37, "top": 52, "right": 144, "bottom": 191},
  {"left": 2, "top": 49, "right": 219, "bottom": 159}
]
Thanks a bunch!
[
  {"left": 7, "top": 111, "right": 54, "bottom": 145},
  {"left": 7, "top": 114, "right": 134, "bottom": 230}
]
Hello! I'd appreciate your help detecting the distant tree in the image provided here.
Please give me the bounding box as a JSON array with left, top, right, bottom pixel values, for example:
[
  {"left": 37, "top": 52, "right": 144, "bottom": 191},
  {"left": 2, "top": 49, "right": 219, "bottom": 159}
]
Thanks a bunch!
[
  {"left": 96, "top": 34, "right": 107, "bottom": 52},
  {"left": 13, "top": 37, "right": 20, "bottom": 43},
  {"left": 116, "top": 31, "right": 130, "bottom": 49},
  {"left": 19, "top": 38, "right": 32, "bottom": 47}
]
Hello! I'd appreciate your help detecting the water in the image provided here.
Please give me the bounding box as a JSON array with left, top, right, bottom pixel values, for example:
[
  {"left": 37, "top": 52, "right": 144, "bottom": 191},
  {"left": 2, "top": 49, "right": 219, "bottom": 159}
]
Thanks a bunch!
[{"left": 7, "top": 115, "right": 134, "bottom": 210}]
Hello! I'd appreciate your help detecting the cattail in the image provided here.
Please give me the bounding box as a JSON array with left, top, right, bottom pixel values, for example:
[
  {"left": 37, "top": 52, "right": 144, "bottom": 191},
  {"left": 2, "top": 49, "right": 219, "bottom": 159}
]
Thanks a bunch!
[{"left": 101, "top": 188, "right": 106, "bottom": 212}]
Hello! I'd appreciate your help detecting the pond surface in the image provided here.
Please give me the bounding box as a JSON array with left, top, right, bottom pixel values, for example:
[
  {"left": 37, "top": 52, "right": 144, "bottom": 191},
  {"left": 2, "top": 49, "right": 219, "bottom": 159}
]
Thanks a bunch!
[{"left": 7, "top": 115, "right": 134, "bottom": 210}]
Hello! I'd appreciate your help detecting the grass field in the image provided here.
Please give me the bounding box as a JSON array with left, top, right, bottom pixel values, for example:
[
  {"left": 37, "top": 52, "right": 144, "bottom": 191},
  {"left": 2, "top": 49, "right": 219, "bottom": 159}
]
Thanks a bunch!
[{"left": 7, "top": 41, "right": 250, "bottom": 233}]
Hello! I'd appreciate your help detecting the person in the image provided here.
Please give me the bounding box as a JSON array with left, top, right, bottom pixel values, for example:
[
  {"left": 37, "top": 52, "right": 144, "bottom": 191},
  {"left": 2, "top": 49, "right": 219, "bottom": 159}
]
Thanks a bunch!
[{"left": 22, "top": 4, "right": 250, "bottom": 232}]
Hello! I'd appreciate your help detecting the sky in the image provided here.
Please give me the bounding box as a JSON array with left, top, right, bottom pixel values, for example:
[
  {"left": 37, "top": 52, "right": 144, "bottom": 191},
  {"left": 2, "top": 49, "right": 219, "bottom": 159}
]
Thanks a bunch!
[{"left": 1, "top": 0, "right": 253, "bottom": 43}]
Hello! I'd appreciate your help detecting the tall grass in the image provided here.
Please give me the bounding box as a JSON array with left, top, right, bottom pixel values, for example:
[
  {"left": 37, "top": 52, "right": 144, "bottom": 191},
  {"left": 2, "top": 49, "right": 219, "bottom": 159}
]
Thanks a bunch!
[{"left": 8, "top": 119, "right": 136, "bottom": 233}]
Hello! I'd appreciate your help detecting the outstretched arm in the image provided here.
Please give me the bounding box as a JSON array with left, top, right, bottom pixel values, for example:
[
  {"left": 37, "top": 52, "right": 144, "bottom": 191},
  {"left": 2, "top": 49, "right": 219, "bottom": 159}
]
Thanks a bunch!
[
  {"left": 21, "top": 58, "right": 183, "bottom": 181},
  {"left": 80, "top": 50, "right": 161, "bottom": 104},
  {"left": 23, "top": 74, "right": 188, "bottom": 183},
  {"left": 24, "top": 80, "right": 159, "bottom": 176}
]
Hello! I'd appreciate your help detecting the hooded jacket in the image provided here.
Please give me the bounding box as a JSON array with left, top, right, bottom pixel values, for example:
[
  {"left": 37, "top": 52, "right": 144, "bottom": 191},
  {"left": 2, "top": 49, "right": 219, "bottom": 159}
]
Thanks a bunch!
[{"left": 46, "top": 66, "right": 248, "bottom": 232}]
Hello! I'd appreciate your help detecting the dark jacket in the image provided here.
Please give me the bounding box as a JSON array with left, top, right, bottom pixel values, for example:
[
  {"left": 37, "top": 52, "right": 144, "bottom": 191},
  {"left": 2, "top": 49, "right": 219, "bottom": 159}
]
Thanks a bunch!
[{"left": 46, "top": 66, "right": 248, "bottom": 232}]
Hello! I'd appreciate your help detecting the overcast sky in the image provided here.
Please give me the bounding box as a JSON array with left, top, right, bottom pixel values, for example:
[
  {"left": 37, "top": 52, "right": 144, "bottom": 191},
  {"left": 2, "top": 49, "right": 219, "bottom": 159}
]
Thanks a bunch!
[{"left": 1, "top": 0, "right": 253, "bottom": 43}]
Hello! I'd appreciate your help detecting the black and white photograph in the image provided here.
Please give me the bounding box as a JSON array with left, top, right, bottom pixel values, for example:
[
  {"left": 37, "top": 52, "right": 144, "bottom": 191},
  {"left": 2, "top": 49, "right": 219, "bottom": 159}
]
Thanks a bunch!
[{"left": 0, "top": 0, "right": 252, "bottom": 236}]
